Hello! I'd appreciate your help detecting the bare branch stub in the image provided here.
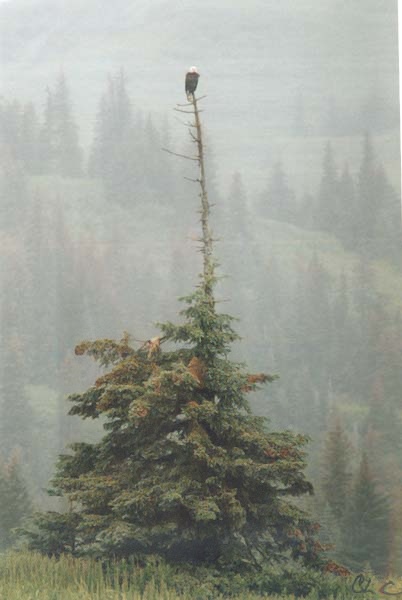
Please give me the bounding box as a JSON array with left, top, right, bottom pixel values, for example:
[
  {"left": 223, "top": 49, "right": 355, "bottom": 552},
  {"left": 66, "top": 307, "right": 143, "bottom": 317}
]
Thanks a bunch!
[
  {"left": 174, "top": 107, "right": 204, "bottom": 114},
  {"left": 162, "top": 148, "right": 199, "bottom": 161},
  {"left": 176, "top": 95, "right": 207, "bottom": 107},
  {"left": 173, "top": 108, "right": 196, "bottom": 115}
]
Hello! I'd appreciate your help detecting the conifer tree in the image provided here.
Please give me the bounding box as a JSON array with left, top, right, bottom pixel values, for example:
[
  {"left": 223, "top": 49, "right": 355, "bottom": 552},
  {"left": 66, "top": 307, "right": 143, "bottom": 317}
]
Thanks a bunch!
[
  {"left": 341, "top": 452, "right": 390, "bottom": 574},
  {"left": 21, "top": 102, "right": 41, "bottom": 174},
  {"left": 88, "top": 70, "right": 137, "bottom": 206},
  {"left": 38, "top": 76, "right": 82, "bottom": 176},
  {"left": 223, "top": 171, "right": 249, "bottom": 239},
  {"left": 38, "top": 87, "right": 57, "bottom": 174},
  {"left": 0, "top": 454, "right": 31, "bottom": 550},
  {"left": 320, "top": 415, "right": 352, "bottom": 521},
  {"left": 0, "top": 263, "right": 34, "bottom": 462},
  {"left": 330, "top": 272, "right": 354, "bottom": 394},
  {"left": 313, "top": 501, "right": 342, "bottom": 564},
  {"left": 355, "top": 133, "right": 382, "bottom": 257},
  {"left": 291, "top": 253, "right": 332, "bottom": 400},
  {"left": 375, "top": 165, "right": 402, "bottom": 264},
  {"left": 0, "top": 150, "right": 27, "bottom": 230},
  {"left": 337, "top": 163, "right": 356, "bottom": 249},
  {"left": 260, "top": 161, "right": 295, "bottom": 224},
  {"left": 22, "top": 90, "right": 321, "bottom": 570},
  {"left": 52, "top": 72, "right": 83, "bottom": 177},
  {"left": 315, "top": 142, "right": 340, "bottom": 234},
  {"left": 0, "top": 100, "right": 21, "bottom": 159}
]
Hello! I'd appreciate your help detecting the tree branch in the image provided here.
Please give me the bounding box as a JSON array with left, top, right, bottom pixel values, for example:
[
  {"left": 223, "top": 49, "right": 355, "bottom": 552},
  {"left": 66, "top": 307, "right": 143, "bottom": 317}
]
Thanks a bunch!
[
  {"left": 176, "top": 95, "right": 207, "bottom": 107},
  {"left": 162, "top": 148, "right": 199, "bottom": 161}
]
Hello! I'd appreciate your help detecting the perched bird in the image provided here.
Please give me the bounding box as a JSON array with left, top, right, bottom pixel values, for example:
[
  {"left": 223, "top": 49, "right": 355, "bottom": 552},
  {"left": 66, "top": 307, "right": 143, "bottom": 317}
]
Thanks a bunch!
[{"left": 185, "top": 66, "right": 200, "bottom": 100}]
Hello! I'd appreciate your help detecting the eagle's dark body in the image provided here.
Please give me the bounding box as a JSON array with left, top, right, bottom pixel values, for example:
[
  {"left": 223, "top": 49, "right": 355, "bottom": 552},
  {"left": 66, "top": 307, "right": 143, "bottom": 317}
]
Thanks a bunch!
[{"left": 185, "top": 71, "right": 200, "bottom": 98}]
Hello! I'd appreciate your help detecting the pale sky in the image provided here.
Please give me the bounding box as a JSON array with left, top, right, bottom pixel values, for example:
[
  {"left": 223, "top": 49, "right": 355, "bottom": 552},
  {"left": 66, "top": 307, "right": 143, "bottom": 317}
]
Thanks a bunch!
[
  {"left": 399, "top": 0, "right": 401, "bottom": 192},
  {"left": 0, "top": 0, "right": 401, "bottom": 187}
]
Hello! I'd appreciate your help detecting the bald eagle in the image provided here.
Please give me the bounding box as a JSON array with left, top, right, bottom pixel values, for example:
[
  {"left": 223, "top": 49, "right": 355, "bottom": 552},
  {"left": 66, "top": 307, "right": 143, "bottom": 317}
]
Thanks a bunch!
[{"left": 185, "top": 66, "right": 199, "bottom": 100}]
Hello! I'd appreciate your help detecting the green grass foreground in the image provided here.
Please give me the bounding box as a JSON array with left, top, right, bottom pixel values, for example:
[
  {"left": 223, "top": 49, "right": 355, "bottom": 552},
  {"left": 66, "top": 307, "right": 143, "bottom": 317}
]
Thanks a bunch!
[{"left": 0, "top": 551, "right": 389, "bottom": 599}]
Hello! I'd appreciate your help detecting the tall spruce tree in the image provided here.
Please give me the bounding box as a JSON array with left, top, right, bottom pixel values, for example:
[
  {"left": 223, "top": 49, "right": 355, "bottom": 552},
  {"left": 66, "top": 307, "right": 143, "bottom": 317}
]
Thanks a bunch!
[
  {"left": 315, "top": 142, "right": 340, "bottom": 235},
  {"left": 341, "top": 452, "right": 390, "bottom": 574},
  {"left": 320, "top": 415, "right": 352, "bottom": 521},
  {"left": 52, "top": 72, "right": 83, "bottom": 177},
  {"left": 22, "top": 90, "right": 321, "bottom": 570},
  {"left": 21, "top": 102, "right": 41, "bottom": 174},
  {"left": 355, "top": 133, "right": 382, "bottom": 257},
  {"left": 260, "top": 161, "right": 296, "bottom": 224},
  {"left": 0, "top": 454, "right": 31, "bottom": 550},
  {"left": 337, "top": 163, "right": 356, "bottom": 250},
  {"left": 38, "top": 88, "right": 57, "bottom": 174},
  {"left": 88, "top": 71, "right": 137, "bottom": 206}
]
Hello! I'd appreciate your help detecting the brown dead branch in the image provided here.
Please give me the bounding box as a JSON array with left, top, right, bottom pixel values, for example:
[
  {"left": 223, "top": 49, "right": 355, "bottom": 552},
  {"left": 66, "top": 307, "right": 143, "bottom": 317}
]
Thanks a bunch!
[{"left": 188, "top": 356, "right": 206, "bottom": 386}]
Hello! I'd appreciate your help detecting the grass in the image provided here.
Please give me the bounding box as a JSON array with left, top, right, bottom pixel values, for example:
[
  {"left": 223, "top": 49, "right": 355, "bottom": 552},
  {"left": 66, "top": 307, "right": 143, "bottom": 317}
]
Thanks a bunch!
[
  {"left": 0, "top": 552, "right": 255, "bottom": 599},
  {"left": 0, "top": 551, "right": 362, "bottom": 600}
]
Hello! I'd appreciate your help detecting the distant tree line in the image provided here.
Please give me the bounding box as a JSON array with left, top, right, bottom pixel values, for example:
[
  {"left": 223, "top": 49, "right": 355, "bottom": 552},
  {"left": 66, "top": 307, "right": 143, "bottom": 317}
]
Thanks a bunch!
[
  {"left": 0, "top": 73, "right": 82, "bottom": 178},
  {"left": 258, "top": 136, "right": 401, "bottom": 265},
  {"left": 235, "top": 247, "right": 402, "bottom": 574},
  {"left": 292, "top": 92, "right": 399, "bottom": 137}
]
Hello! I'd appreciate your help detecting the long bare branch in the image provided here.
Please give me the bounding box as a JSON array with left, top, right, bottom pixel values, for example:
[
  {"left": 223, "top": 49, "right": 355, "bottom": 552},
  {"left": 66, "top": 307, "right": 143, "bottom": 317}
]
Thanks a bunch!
[
  {"left": 176, "top": 95, "right": 207, "bottom": 107},
  {"left": 162, "top": 148, "right": 199, "bottom": 161},
  {"left": 174, "top": 107, "right": 204, "bottom": 114}
]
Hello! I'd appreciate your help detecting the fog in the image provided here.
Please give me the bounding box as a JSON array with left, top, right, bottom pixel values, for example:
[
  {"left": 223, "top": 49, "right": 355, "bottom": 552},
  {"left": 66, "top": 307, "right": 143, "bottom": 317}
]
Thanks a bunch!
[{"left": 0, "top": 0, "right": 400, "bottom": 575}]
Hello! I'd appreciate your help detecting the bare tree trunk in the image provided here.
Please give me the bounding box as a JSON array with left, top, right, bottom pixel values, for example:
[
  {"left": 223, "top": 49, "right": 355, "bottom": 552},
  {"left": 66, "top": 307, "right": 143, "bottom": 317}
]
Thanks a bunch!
[
  {"left": 165, "top": 93, "right": 214, "bottom": 303},
  {"left": 192, "top": 95, "right": 214, "bottom": 300}
]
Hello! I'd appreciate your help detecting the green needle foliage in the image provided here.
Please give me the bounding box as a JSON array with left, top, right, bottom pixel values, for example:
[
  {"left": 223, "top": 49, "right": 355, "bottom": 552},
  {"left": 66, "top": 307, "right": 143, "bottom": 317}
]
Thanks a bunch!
[{"left": 21, "top": 93, "right": 321, "bottom": 571}]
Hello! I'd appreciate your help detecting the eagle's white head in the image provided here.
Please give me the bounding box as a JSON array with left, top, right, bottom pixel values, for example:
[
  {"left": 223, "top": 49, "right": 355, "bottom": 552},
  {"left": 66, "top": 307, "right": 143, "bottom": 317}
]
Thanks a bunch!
[{"left": 189, "top": 66, "right": 198, "bottom": 73}]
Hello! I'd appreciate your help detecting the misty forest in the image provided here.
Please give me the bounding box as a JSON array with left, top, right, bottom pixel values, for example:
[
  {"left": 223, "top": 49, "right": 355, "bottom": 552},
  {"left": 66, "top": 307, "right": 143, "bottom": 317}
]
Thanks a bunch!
[{"left": 0, "top": 0, "right": 401, "bottom": 598}]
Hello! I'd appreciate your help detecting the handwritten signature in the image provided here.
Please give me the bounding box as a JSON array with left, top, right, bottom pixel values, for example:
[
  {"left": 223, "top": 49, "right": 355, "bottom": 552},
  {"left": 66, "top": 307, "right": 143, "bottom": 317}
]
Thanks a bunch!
[{"left": 352, "top": 573, "right": 402, "bottom": 596}]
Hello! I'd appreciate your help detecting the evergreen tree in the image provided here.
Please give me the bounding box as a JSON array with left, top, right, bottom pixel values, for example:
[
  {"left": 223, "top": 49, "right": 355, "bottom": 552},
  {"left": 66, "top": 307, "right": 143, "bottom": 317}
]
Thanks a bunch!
[
  {"left": 313, "top": 501, "right": 342, "bottom": 564},
  {"left": 0, "top": 150, "right": 27, "bottom": 230},
  {"left": 38, "top": 87, "right": 57, "bottom": 174},
  {"left": 260, "top": 161, "right": 296, "bottom": 224},
  {"left": 314, "top": 142, "right": 340, "bottom": 234},
  {"left": 296, "top": 190, "right": 315, "bottom": 229},
  {"left": 355, "top": 133, "right": 381, "bottom": 257},
  {"left": 320, "top": 415, "right": 352, "bottom": 521},
  {"left": 52, "top": 72, "right": 83, "bottom": 177},
  {"left": 375, "top": 165, "right": 402, "bottom": 264},
  {"left": 0, "top": 454, "right": 31, "bottom": 550},
  {"left": 37, "top": 76, "right": 82, "bottom": 176},
  {"left": 220, "top": 171, "right": 250, "bottom": 246},
  {"left": 22, "top": 91, "right": 321, "bottom": 570},
  {"left": 330, "top": 272, "right": 354, "bottom": 395},
  {"left": 88, "top": 71, "right": 137, "bottom": 206},
  {"left": 337, "top": 163, "right": 356, "bottom": 249},
  {"left": 0, "top": 258, "right": 34, "bottom": 463},
  {"left": 291, "top": 253, "right": 333, "bottom": 401},
  {"left": 20, "top": 102, "right": 41, "bottom": 174},
  {"left": 0, "top": 100, "right": 21, "bottom": 159},
  {"left": 342, "top": 452, "right": 390, "bottom": 574}
]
